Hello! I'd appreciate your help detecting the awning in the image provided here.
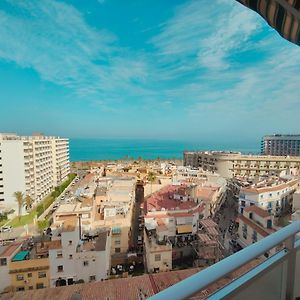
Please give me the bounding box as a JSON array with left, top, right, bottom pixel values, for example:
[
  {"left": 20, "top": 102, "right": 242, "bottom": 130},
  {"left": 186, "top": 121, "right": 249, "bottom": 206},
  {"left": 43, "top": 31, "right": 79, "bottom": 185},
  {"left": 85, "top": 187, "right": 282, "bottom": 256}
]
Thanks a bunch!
[{"left": 176, "top": 225, "right": 193, "bottom": 234}]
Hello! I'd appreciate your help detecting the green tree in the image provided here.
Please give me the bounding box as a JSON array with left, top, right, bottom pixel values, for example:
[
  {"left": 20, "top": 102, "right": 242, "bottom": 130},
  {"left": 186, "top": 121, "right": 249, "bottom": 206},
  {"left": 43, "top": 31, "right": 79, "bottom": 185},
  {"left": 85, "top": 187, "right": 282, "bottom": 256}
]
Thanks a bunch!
[
  {"left": 13, "top": 191, "right": 24, "bottom": 220},
  {"left": 24, "top": 195, "right": 34, "bottom": 211},
  {"left": 147, "top": 172, "right": 156, "bottom": 194}
]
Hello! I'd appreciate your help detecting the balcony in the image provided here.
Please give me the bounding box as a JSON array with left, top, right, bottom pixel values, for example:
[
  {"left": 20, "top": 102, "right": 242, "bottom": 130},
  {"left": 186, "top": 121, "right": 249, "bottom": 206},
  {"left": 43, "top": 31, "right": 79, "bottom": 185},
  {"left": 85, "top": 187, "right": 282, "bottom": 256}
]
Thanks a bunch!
[{"left": 149, "top": 220, "right": 300, "bottom": 300}]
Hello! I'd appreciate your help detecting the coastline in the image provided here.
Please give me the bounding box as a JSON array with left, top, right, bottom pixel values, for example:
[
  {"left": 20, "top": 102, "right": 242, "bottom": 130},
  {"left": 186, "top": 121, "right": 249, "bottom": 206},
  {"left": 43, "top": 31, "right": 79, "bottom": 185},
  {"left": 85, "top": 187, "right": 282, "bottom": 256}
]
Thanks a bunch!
[{"left": 69, "top": 138, "right": 260, "bottom": 162}]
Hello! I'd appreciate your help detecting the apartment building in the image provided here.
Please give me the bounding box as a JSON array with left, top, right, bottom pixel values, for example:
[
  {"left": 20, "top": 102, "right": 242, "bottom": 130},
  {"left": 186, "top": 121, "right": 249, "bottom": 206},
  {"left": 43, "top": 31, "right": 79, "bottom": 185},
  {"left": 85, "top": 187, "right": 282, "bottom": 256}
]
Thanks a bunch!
[
  {"left": 49, "top": 219, "right": 111, "bottom": 287},
  {"left": 238, "top": 179, "right": 299, "bottom": 214},
  {"left": 184, "top": 151, "right": 300, "bottom": 178},
  {"left": 94, "top": 177, "right": 136, "bottom": 256},
  {"left": 237, "top": 206, "right": 276, "bottom": 251},
  {"left": 261, "top": 134, "right": 300, "bottom": 156},
  {"left": 0, "top": 133, "right": 70, "bottom": 214},
  {"left": 144, "top": 184, "right": 207, "bottom": 272},
  {"left": 0, "top": 242, "right": 22, "bottom": 292},
  {"left": 9, "top": 250, "right": 50, "bottom": 292}
]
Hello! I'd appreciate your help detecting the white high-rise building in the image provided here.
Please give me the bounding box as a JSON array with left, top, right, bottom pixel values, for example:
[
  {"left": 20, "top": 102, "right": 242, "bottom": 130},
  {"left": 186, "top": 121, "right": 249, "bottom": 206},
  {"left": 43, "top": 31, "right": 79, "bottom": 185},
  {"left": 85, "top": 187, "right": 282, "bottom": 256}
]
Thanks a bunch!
[{"left": 0, "top": 133, "right": 70, "bottom": 214}]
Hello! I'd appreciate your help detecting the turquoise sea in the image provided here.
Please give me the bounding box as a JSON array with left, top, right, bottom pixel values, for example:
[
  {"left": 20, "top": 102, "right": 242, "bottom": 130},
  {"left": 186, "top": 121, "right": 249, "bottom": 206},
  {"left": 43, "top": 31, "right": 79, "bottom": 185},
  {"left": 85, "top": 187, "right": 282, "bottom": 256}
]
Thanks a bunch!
[{"left": 69, "top": 139, "right": 260, "bottom": 162}]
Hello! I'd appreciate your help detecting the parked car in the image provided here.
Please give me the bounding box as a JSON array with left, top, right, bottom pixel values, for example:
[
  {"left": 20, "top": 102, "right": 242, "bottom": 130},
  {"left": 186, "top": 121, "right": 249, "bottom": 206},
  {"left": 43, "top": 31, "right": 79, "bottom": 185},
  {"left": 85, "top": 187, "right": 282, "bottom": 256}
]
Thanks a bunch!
[{"left": 0, "top": 225, "right": 12, "bottom": 233}]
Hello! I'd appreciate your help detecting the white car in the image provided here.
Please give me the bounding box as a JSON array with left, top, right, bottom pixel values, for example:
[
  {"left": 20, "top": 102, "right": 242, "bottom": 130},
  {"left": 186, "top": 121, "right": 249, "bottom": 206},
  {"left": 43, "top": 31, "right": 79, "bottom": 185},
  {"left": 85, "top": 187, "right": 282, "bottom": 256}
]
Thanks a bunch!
[{"left": 0, "top": 226, "right": 12, "bottom": 233}]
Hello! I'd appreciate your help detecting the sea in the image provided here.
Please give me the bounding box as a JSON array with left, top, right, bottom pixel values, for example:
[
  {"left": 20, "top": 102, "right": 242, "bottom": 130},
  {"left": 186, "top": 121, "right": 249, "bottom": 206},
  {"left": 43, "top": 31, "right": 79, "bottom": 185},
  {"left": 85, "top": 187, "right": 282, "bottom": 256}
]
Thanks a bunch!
[{"left": 69, "top": 139, "right": 260, "bottom": 162}]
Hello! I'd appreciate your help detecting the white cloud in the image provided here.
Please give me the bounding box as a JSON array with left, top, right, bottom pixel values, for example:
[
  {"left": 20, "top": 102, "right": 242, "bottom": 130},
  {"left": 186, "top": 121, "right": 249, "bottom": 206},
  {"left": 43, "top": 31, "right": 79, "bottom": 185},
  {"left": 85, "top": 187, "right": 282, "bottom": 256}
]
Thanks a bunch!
[{"left": 0, "top": 0, "right": 150, "bottom": 104}]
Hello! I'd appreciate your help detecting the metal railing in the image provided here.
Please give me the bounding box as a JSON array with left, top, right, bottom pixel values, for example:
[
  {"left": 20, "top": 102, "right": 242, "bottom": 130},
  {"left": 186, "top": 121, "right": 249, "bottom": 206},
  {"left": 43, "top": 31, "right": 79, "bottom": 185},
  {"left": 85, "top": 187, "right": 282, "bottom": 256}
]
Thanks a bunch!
[{"left": 149, "top": 220, "right": 300, "bottom": 300}]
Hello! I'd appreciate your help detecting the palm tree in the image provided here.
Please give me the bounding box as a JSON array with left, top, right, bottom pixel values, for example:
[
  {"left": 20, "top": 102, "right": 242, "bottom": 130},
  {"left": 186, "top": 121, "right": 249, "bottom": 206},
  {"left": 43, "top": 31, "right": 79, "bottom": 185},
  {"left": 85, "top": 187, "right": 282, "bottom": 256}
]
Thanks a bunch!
[
  {"left": 14, "top": 191, "right": 24, "bottom": 220},
  {"left": 24, "top": 195, "right": 33, "bottom": 211},
  {"left": 147, "top": 172, "right": 156, "bottom": 195}
]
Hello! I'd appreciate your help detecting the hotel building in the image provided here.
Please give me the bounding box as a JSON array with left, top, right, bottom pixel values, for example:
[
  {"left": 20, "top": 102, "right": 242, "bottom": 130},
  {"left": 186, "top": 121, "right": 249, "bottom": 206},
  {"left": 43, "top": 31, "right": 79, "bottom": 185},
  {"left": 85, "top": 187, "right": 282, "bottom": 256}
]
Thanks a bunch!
[
  {"left": 0, "top": 133, "right": 70, "bottom": 214},
  {"left": 184, "top": 151, "right": 300, "bottom": 178},
  {"left": 261, "top": 134, "right": 300, "bottom": 156}
]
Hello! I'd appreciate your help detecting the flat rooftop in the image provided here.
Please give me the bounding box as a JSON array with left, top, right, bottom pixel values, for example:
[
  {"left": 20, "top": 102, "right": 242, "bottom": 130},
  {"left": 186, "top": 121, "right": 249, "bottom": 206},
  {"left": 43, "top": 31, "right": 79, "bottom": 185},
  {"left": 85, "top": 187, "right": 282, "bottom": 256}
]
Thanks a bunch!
[{"left": 145, "top": 185, "right": 197, "bottom": 213}]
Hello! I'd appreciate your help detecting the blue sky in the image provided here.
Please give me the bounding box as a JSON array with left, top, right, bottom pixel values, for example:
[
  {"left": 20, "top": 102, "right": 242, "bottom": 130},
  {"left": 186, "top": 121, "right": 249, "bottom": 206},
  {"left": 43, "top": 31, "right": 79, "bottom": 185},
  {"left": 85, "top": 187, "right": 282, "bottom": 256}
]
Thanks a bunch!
[{"left": 0, "top": 0, "right": 300, "bottom": 145}]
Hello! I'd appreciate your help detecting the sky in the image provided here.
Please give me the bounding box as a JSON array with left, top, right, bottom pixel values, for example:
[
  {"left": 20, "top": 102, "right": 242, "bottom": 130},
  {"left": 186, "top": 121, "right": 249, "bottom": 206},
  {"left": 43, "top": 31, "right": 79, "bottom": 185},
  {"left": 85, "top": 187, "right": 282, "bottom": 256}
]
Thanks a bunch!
[{"left": 0, "top": 0, "right": 300, "bottom": 145}]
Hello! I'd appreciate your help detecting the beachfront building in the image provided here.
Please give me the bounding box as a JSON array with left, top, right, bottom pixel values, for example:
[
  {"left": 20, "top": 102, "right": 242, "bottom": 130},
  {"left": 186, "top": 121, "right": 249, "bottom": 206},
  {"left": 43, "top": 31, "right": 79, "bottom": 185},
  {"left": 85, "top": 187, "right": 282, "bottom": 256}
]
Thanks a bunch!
[
  {"left": 0, "top": 242, "right": 22, "bottom": 293},
  {"left": 237, "top": 206, "right": 276, "bottom": 252},
  {"left": 49, "top": 218, "right": 111, "bottom": 287},
  {"left": 184, "top": 151, "right": 300, "bottom": 179},
  {"left": 238, "top": 178, "right": 299, "bottom": 215},
  {"left": 261, "top": 134, "right": 300, "bottom": 156},
  {"left": 0, "top": 133, "right": 70, "bottom": 215}
]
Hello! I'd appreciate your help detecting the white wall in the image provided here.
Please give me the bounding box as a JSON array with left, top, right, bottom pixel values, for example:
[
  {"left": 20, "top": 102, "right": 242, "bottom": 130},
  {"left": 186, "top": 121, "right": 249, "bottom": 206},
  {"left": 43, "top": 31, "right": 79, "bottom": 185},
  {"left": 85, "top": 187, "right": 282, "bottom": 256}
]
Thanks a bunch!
[{"left": 0, "top": 140, "right": 26, "bottom": 213}]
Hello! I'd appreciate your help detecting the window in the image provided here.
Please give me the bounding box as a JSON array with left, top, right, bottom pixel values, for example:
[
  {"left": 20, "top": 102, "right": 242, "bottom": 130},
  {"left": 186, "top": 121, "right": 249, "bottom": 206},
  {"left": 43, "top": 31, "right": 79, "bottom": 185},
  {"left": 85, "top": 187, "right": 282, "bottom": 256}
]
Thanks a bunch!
[
  {"left": 16, "top": 274, "right": 24, "bottom": 281},
  {"left": 36, "top": 283, "right": 44, "bottom": 289},
  {"left": 89, "top": 275, "right": 96, "bottom": 282},
  {"left": 83, "top": 261, "right": 89, "bottom": 266},
  {"left": 115, "top": 248, "right": 121, "bottom": 253},
  {"left": 57, "top": 265, "right": 63, "bottom": 272},
  {"left": 29, "top": 286, "right": 33, "bottom": 290},
  {"left": 115, "top": 240, "right": 121, "bottom": 245},
  {"left": 68, "top": 240, "right": 72, "bottom": 245},
  {"left": 0, "top": 258, "right": 7, "bottom": 266},
  {"left": 155, "top": 254, "right": 161, "bottom": 262},
  {"left": 252, "top": 231, "right": 257, "bottom": 243},
  {"left": 69, "top": 254, "right": 73, "bottom": 259},
  {"left": 241, "top": 200, "right": 246, "bottom": 207},
  {"left": 57, "top": 251, "right": 63, "bottom": 258},
  {"left": 16, "top": 287, "right": 25, "bottom": 291},
  {"left": 38, "top": 272, "right": 46, "bottom": 278},
  {"left": 27, "top": 273, "right": 32, "bottom": 278}
]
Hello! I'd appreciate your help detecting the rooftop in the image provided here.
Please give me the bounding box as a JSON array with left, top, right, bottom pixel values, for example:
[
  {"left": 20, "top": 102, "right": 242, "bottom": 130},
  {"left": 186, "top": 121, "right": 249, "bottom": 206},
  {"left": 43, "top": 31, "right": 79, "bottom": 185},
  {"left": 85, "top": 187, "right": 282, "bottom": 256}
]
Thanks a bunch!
[
  {"left": 1, "top": 260, "right": 262, "bottom": 300},
  {"left": 145, "top": 185, "right": 197, "bottom": 213},
  {"left": 0, "top": 242, "right": 22, "bottom": 258},
  {"left": 244, "top": 206, "right": 271, "bottom": 218},
  {"left": 238, "top": 215, "right": 275, "bottom": 238}
]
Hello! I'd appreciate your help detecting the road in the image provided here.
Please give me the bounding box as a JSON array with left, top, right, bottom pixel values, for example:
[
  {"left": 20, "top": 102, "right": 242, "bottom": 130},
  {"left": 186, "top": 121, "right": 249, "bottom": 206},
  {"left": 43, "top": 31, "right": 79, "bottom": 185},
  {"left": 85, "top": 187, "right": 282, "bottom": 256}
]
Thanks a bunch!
[{"left": 214, "top": 187, "right": 239, "bottom": 256}]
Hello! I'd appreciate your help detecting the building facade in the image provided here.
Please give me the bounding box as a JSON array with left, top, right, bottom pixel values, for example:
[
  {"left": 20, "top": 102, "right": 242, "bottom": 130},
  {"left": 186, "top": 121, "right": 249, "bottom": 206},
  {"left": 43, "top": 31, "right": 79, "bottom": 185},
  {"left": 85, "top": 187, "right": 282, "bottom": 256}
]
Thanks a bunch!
[
  {"left": 9, "top": 255, "right": 50, "bottom": 292},
  {"left": 237, "top": 206, "right": 276, "bottom": 252},
  {"left": 184, "top": 151, "right": 300, "bottom": 178},
  {"left": 238, "top": 179, "right": 299, "bottom": 215},
  {"left": 0, "top": 133, "right": 70, "bottom": 214},
  {"left": 261, "top": 134, "right": 300, "bottom": 156},
  {"left": 49, "top": 220, "right": 111, "bottom": 287}
]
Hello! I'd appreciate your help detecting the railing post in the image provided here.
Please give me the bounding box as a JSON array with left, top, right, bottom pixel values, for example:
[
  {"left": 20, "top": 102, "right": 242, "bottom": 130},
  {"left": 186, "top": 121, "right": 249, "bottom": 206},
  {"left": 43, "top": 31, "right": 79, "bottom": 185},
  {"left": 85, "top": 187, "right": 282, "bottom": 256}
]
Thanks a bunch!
[{"left": 285, "top": 235, "right": 296, "bottom": 300}]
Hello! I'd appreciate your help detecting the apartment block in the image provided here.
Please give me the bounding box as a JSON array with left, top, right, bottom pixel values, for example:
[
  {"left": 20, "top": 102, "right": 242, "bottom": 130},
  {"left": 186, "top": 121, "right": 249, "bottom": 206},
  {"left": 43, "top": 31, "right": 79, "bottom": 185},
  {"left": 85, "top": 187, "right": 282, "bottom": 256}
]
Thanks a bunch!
[
  {"left": 184, "top": 151, "right": 300, "bottom": 178},
  {"left": 0, "top": 133, "right": 70, "bottom": 214},
  {"left": 261, "top": 134, "right": 300, "bottom": 156},
  {"left": 9, "top": 251, "right": 50, "bottom": 292},
  {"left": 237, "top": 206, "right": 276, "bottom": 251},
  {"left": 0, "top": 242, "right": 22, "bottom": 292},
  {"left": 238, "top": 179, "right": 299, "bottom": 215},
  {"left": 47, "top": 218, "right": 111, "bottom": 287}
]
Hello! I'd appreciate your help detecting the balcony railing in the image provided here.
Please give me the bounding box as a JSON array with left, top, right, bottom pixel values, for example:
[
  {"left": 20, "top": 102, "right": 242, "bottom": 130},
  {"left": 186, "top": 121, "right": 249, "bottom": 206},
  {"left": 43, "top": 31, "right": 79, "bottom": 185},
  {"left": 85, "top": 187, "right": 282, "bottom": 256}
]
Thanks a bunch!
[{"left": 149, "top": 220, "right": 300, "bottom": 300}]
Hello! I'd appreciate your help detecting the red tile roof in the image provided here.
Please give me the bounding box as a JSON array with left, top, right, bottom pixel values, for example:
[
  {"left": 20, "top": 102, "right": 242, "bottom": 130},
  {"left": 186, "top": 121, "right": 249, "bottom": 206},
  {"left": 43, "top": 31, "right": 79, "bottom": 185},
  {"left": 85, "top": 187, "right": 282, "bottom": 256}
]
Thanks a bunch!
[
  {"left": 238, "top": 215, "right": 275, "bottom": 238},
  {"left": 145, "top": 185, "right": 197, "bottom": 213},
  {"left": 1, "top": 261, "right": 263, "bottom": 300},
  {"left": 0, "top": 242, "right": 22, "bottom": 258},
  {"left": 244, "top": 206, "right": 270, "bottom": 218},
  {"left": 199, "top": 219, "right": 218, "bottom": 228}
]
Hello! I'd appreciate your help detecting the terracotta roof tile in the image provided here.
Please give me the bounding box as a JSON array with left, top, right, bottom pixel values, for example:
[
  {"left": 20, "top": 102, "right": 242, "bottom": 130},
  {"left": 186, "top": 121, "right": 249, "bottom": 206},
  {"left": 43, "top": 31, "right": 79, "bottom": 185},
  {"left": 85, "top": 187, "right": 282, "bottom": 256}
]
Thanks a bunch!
[{"left": 244, "top": 206, "right": 270, "bottom": 218}]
